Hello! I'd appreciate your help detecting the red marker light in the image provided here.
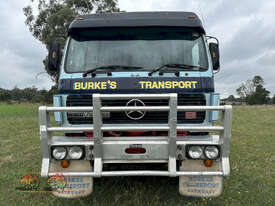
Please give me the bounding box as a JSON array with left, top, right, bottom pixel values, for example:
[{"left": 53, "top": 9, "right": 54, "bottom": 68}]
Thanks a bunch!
[
  {"left": 125, "top": 148, "right": 146, "bottom": 154},
  {"left": 185, "top": 112, "right": 197, "bottom": 119}
]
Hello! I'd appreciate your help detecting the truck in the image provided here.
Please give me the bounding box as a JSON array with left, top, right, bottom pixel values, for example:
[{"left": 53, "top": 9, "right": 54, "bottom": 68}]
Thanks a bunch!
[{"left": 39, "top": 11, "right": 232, "bottom": 198}]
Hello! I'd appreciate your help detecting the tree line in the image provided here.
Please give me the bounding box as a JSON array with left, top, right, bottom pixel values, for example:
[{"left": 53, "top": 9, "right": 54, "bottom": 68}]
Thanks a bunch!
[
  {"left": 224, "top": 75, "right": 274, "bottom": 105},
  {"left": 0, "top": 86, "right": 57, "bottom": 104}
]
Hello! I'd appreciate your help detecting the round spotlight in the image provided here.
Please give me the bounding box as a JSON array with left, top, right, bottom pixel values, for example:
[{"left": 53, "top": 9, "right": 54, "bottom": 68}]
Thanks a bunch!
[
  {"left": 52, "top": 147, "right": 67, "bottom": 160},
  {"left": 188, "top": 146, "right": 203, "bottom": 159},
  {"left": 204, "top": 146, "right": 219, "bottom": 159},
  {"left": 68, "top": 146, "right": 83, "bottom": 159}
]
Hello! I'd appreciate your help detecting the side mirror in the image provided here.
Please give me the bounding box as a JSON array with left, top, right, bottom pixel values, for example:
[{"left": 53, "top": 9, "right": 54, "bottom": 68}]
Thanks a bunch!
[
  {"left": 209, "top": 43, "right": 220, "bottom": 71},
  {"left": 48, "top": 42, "right": 61, "bottom": 71}
]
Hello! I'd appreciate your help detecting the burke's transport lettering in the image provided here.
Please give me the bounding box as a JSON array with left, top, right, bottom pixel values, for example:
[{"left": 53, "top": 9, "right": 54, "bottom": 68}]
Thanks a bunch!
[
  {"left": 73, "top": 80, "right": 198, "bottom": 90},
  {"left": 139, "top": 81, "right": 198, "bottom": 89}
]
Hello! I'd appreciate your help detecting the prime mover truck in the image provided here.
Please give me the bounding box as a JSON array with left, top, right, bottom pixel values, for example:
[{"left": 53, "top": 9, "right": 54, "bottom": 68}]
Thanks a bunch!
[{"left": 39, "top": 12, "right": 232, "bottom": 198}]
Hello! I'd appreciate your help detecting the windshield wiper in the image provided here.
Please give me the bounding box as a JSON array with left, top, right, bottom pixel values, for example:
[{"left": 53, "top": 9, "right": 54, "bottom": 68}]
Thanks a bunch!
[
  {"left": 83, "top": 65, "right": 143, "bottom": 77},
  {"left": 148, "top": 64, "right": 204, "bottom": 76}
]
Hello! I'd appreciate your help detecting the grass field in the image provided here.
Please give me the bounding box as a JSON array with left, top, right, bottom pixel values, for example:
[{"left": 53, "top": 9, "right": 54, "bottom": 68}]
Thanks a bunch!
[{"left": 0, "top": 104, "right": 274, "bottom": 206}]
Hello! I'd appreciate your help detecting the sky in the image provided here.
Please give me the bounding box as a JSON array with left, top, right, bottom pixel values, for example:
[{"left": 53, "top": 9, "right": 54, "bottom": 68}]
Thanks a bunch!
[{"left": 0, "top": 0, "right": 275, "bottom": 97}]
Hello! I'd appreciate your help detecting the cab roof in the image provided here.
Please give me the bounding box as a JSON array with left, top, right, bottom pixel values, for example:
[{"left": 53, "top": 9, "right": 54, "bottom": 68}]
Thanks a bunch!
[{"left": 68, "top": 12, "right": 205, "bottom": 35}]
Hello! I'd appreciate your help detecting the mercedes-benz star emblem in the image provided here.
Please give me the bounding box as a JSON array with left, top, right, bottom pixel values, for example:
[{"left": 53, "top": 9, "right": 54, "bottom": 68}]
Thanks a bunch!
[{"left": 125, "top": 99, "right": 146, "bottom": 120}]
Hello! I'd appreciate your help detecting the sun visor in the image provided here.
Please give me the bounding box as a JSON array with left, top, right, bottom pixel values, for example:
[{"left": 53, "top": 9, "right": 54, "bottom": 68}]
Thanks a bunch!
[{"left": 68, "top": 12, "right": 205, "bottom": 41}]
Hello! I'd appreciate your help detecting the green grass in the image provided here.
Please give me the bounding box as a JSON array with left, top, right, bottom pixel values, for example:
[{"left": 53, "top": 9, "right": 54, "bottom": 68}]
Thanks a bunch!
[{"left": 0, "top": 104, "right": 274, "bottom": 206}]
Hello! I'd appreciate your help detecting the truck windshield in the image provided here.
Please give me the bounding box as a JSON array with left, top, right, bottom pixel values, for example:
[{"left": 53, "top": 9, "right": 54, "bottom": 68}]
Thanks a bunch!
[{"left": 65, "top": 28, "right": 208, "bottom": 73}]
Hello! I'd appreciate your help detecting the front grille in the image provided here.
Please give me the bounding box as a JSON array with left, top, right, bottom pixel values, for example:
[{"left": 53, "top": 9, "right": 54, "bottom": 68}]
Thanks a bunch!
[{"left": 66, "top": 94, "right": 206, "bottom": 124}]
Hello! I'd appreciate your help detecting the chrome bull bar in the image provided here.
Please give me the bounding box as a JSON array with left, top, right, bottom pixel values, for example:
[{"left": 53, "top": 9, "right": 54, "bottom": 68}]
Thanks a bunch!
[{"left": 39, "top": 93, "right": 232, "bottom": 177}]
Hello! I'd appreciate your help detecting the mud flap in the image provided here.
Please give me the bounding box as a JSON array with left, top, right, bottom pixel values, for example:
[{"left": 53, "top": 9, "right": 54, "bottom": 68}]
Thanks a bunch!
[
  {"left": 179, "top": 160, "right": 223, "bottom": 197},
  {"left": 179, "top": 175, "right": 223, "bottom": 197},
  {"left": 49, "top": 160, "right": 93, "bottom": 198}
]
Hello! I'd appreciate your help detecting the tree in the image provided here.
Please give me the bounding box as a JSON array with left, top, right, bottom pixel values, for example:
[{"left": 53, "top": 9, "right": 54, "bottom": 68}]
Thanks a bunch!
[
  {"left": 246, "top": 85, "right": 270, "bottom": 105},
  {"left": 0, "top": 89, "right": 11, "bottom": 102},
  {"left": 236, "top": 76, "right": 270, "bottom": 105},
  {"left": 227, "top": 95, "right": 235, "bottom": 102},
  {"left": 11, "top": 87, "right": 23, "bottom": 103},
  {"left": 252, "top": 75, "right": 264, "bottom": 87},
  {"left": 22, "top": 87, "right": 39, "bottom": 102},
  {"left": 23, "top": 0, "right": 119, "bottom": 81},
  {"left": 272, "top": 95, "right": 275, "bottom": 104}
]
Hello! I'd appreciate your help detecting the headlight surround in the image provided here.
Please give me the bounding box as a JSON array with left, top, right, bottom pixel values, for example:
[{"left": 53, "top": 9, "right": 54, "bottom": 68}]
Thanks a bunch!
[
  {"left": 188, "top": 146, "right": 203, "bottom": 159},
  {"left": 52, "top": 147, "right": 67, "bottom": 160},
  {"left": 204, "top": 146, "right": 219, "bottom": 159},
  {"left": 68, "top": 146, "right": 83, "bottom": 159}
]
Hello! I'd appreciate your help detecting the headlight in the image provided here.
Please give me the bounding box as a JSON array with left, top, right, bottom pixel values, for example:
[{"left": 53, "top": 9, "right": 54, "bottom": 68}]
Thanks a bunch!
[
  {"left": 68, "top": 146, "right": 83, "bottom": 159},
  {"left": 52, "top": 147, "right": 67, "bottom": 160},
  {"left": 204, "top": 146, "right": 219, "bottom": 159},
  {"left": 188, "top": 146, "right": 203, "bottom": 159}
]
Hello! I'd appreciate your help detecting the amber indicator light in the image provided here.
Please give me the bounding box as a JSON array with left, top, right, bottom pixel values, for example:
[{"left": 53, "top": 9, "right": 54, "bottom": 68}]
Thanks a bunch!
[
  {"left": 61, "top": 160, "right": 70, "bottom": 168},
  {"left": 204, "top": 159, "right": 213, "bottom": 167}
]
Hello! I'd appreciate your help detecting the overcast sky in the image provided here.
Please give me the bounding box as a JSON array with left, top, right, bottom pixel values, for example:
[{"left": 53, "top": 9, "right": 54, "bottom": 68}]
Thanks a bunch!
[{"left": 0, "top": 0, "right": 274, "bottom": 97}]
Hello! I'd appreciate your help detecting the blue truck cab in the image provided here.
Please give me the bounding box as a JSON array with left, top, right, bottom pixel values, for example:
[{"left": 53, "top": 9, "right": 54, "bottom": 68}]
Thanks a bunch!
[{"left": 40, "top": 12, "right": 232, "bottom": 198}]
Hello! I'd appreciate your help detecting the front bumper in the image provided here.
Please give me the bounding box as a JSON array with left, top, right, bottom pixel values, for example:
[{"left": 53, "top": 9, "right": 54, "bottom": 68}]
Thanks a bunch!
[{"left": 39, "top": 93, "right": 232, "bottom": 178}]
